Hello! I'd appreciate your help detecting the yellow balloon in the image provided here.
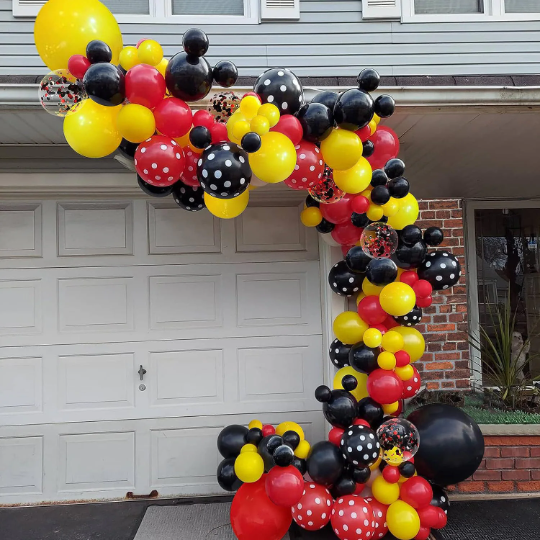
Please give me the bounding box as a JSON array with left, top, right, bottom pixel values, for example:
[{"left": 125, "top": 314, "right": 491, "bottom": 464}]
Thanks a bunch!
[
  {"left": 382, "top": 198, "right": 400, "bottom": 217},
  {"left": 276, "top": 421, "right": 305, "bottom": 440},
  {"left": 204, "top": 190, "right": 250, "bottom": 219},
  {"left": 378, "top": 351, "right": 397, "bottom": 370},
  {"left": 251, "top": 115, "right": 270, "bottom": 135},
  {"left": 333, "top": 367, "right": 369, "bottom": 401},
  {"left": 387, "top": 193, "right": 420, "bottom": 230},
  {"left": 249, "top": 420, "right": 263, "bottom": 430},
  {"left": 373, "top": 114, "right": 381, "bottom": 125},
  {"left": 156, "top": 57, "right": 169, "bottom": 78},
  {"left": 333, "top": 311, "right": 369, "bottom": 345},
  {"left": 356, "top": 292, "right": 366, "bottom": 306},
  {"left": 381, "top": 330, "right": 405, "bottom": 353},
  {"left": 175, "top": 129, "right": 202, "bottom": 154},
  {"left": 295, "top": 440, "right": 311, "bottom": 460},
  {"left": 387, "top": 501, "right": 421, "bottom": 540},
  {"left": 362, "top": 277, "right": 385, "bottom": 297},
  {"left": 301, "top": 207, "right": 323, "bottom": 227},
  {"left": 379, "top": 283, "right": 416, "bottom": 317},
  {"left": 321, "top": 129, "right": 362, "bottom": 171},
  {"left": 34, "top": 0, "right": 123, "bottom": 71},
  {"left": 234, "top": 452, "right": 264, "bottom": 483},
  {"left": 383, "top": 401, "right": 400, "bottom": 415},
  {"left": 333, "top": 157, "right": 372, "bottom": 194},
  {"left": 364, "top": 328, "right": 383, "bottom": 348},
  {"left": 137, "top": 39, "right": 163, "bottom": 66},
  {"left": 233, "top": 120, "right": 251, "bottom": 141},
  {"left": 370, "top": 453, "right": 383, "bottom": 471},
  {"left": 63, "top": 100, "right": 121, "bottom": 158},
  {"left": 226, "top": 111, "right": 247, "bottom": 144},
  {"left": 258, "top": 103, "right": 281, "bottom": 127},
  {"left": 367, "top": 204, "right": 384, "bottom": 221},
  {"left": 393, "top": 327, "right": 425, "bottom": 362},
  {"left": 116, "top": 104, "right": 156, "bottom": 143},
  {"left": 119, "top": 46, "right": 139, "bottom": 71},
  {"left": 240, "top": 95, "right": 261, "bottom": 119},
  {"left": 372, "top": 475, "right": 400, "bottom": 505},
  {"left": 249, "top": 132, "right": 296, "bottom": 184},
  {"left": 240, "top": 444, "right": 258, "bottom": 453},
  {"left": 369, "top": 120, "right": 378, "bottom": 135},
  {"left": 395, "top": 364, "right": 414, "bottom": 381}
]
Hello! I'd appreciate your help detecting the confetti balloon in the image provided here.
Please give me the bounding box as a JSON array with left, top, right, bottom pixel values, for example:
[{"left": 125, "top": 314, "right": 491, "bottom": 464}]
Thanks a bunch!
[
  {"left": 360, "top": 222, "right": 399, "bottom": 259},
  {"left": 308, "top": 166, "right": 345, "bottom": 204},
  {"left": 208, "top": 91, "right": 240, "bottom": 122},
  {"left": 376, "top": 418, "right": 420, "bottom": 466},
  {"left": 39, "top": 70, "right": 87, "bottom": 117}
]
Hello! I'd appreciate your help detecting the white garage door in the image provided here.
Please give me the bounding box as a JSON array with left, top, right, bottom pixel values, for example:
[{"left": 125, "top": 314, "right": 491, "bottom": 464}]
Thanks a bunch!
[{"left": 0, "top": 197, "right": 325, "bottom": 505}]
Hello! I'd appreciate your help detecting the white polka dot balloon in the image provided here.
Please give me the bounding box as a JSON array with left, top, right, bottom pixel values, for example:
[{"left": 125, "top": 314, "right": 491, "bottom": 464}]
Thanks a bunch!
[
  {"left": 284, "top": 140, "right": 325, "bottom": 191},
  {"left": 330, "top": 495, "right": 375, "bottom": 540},
  {"left": 340, "top": 425, "right": 381, "bottom": 468},
  {"left": 135, "top": 135, "right": 186, "bottom": 187},
  {"left": 171, "top": 181, "right": 205, "bottom": 212},
  {"left": 253, "top": 67, "right": 304, "bottom": 115},
  {"left": 291, "top": 482, "right": 334, "bottom": 531},
  {"left": 417, "top": 250, "right": 461, "bottom": 291}
]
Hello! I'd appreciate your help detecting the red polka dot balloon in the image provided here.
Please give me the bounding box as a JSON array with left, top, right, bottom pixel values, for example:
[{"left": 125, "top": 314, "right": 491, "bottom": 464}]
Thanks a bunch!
[
  {"left": 331, "top": 495, "right": 375, "bottom": 540},
  {"left": 401, "top": 365, "right": 421, "bottom": 399},
  {"left": 135, "top": 135, "right": 186, "bottom": 187},
  {"left": 364, "top": 497, "right": 389, "bottom": 539},
  {"left": 181, "top": 147, "right": 200, "bottom": 187},
  {"left": 284, "top": 140, "right": 325, "bottom": 191},
  {"left": 291, "top": 482, "right": 334, "bottom": 531}
]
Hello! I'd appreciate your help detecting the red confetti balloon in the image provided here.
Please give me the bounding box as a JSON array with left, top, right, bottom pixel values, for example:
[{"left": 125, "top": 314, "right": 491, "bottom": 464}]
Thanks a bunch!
[
  {"left": 395, "top": 350, "right": 411, "bottom": 367},
  {"left": 285, "top": 140, "right": 325, "bottom": 191},
  {"left": 180, "top": 147, "right": 200, "bottom": 187},
  {"left": 126, "top": 64, "right": 166, "bottom": 109},
  {"left": 358, "top": 296, "right": 387, "bottom": 326},
  {"left": 321, "top": 194, "right": 353, "bottom": 225},
  {"left": 400, "top": 477, "right": 433, "bottom": 509},
  {"left": 331, "top": 495, "right": 375, "bottom": 540},
  {"left": 400, "top": 271, "right": 419, "bottom": 287},
  {"left": 367, "top": 369, "right": 403, "bottom": 405},
  {"left": 135, "top": 135, "right": 186, "bottom": 187},
  {"left": 68, "top": 54, "right": 91, "bottom": 79},
  {"left": 265, "top": 465, "right": 304, "bottom": 508},
  {"left": 329, "top": 427, "right": 345, "bottom": 447},
  {"left": 292, "top": 482, "right": 334, "bottom": 531},
  {"left": 366, "top": 126, "right": 400, "bottom": 170},
  {"left": 154, "top": 97, "right": 192, "bottom": 139},
  {"left": 271, "top": 114, "right": 303, "bottom": 146},
  {"left": 365, "top": 497, "right": 389, "bottom": 539},
  {"left": 401, "top": 366, "right": 421, "bottom": 399},
  {"left": 332, "top": 221, "right": 362, "bottom": 246}
]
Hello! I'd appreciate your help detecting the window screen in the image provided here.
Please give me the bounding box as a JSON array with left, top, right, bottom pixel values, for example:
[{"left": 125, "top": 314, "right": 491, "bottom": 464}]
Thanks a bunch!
[
  {"left": 414, "top": 0, "right": 483, "bottom": 14},
  {"left": 505, "top": 0, "right": 540, "bottom": 13},
  {"left": 172, "top": 0, "right": 245, "bottom": 15},
  {"left": 101, "top": 0, "right": 150, "bottom": 14}
]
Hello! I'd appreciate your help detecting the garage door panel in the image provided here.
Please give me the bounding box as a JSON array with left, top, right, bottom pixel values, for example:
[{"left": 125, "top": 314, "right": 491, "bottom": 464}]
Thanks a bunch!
[
  {"left": 0, "top": 279, "right": 42, "bottom": 335},
  {"left": 0, "top": 436, "right": 43, "bottom": 496},
  {"left": 0, "top": 356, "right": 43, "bottom": 414}
]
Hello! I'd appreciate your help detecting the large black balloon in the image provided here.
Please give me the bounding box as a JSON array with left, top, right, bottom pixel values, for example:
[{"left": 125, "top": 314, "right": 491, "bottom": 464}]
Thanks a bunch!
[
  {"left": 183, "top": 28, "right": 210, "bottom": 57},
  {"left": 212, "top": 60, "right": 238, "bottom": 87},
  {"left": 217, "top": 458, "right": 242, "bottom": 492},
  {"left": 357, "top": 397, "right": 384, "bottom": 428},
  {"left": 349, "top": 343, "right": 379, "bottom": 374},
  {"left": 366, "top": 258, "right": 398, "bottom": 286},
  {"left": 307, "top": 441, "right": 345, "bottom": 487},
  {"left": 83, "top": 63, "right": 125, "bottom": 106},
  {"left": 311, "top": 90, "right": 339, "bottom": 112},
  {"left": 328, "top": 260, "right": 363, "bottom": 297},
  {"left": 86, "top": 40, "right": 112, "bottom": 64},
  {"left": 166, "top": 52, "right": 213, "bottom": 102},
  {"left": 407, "top": 404, "right": 484, "bottom": 486},
  {"left": 258, "top": 434, "right": 284, "bottom": 472},
  {"left": 217, "top": 425, "right": 248, "bottom": 458},
  {"left": 345, "top": 246, "right": 371, "bottom": 273},
  {"left": 198, "top": 142, "right": 251, "bottom": 199},
  {"left": 172, "top": 182, "right": 205, "bottom": 212},
  {"left": 137, "top": 175, "right": 174, "bottom": 198},
  {"left": 340, "top": 424, "right": 380, "bottom": 468},
  {"left": 296, "top": 102, "right": 334, "bottom": 143},
  {"left": 254, "top": 68, "right": 304, "bottom": 115},
  {"left": 315, "top": 385, "right": 357, "bottom": 429},
  {"left": 418, "top": 251, "right": 461, "bottom": 290},
  {"left": 392, "top": 239, "right": 428, "bottom": 270},
  {"left": 333, "top": 89, "right": 374, "bottom": 131},
  {"left": 394, "top": 305, "right": 423, "bottom": 327},
  {"left": 329, "top": 339, "right": 352, "bottom": 369}
]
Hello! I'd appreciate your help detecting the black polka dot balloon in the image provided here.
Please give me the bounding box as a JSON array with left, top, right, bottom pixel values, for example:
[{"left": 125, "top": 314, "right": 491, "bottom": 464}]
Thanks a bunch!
[
  {"left": 418, "top": 250, "right": 461, "bottom": 291},
  {"left": 394, "top": 305, "right": 423, "bottom": 327},
  {"left": 197, "top": 142, "right": 251, "bottom": 199},
  {"left": 340, "top": 425, "right": 380, "bottom": 468},
  {"left": 329, "top": 339, "right": 352, "bottom": 369},
  {"left": 253, "top": 68, "right": 304, "bottom": 115},
  {"left": 172, "top": 181, "right": 205, "bottom": 212},
  {"left": 431, "top": 485, "right": 450, "bottom": 515},
  {"left": 328, "top": 260, "right": 364, "bottom": 297}
]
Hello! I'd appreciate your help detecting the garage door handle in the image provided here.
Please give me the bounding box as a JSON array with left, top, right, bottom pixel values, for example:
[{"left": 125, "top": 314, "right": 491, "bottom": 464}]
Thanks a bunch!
[{"left": 138, "top": 365, "right": 147, "bottom": 381}]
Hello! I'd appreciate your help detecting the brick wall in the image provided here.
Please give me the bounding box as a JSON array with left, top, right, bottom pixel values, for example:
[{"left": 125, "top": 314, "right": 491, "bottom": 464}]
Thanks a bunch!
[{"left": 415, "top": 199, "right": 469, "bottom": 390}]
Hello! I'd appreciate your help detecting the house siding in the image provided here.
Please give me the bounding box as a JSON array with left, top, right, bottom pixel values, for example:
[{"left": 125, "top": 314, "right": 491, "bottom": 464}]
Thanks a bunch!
[{"left": 2, "top": 0, "right": 540, "bottom": 77}]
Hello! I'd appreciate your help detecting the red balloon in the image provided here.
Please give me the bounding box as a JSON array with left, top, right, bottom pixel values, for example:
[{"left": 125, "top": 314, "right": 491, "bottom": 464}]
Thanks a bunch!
[
  {"left": 415, "top": 295, "right": 433, "bottom": 308},
  {"left": 135, "top": 135, "right": 186, "bottom": 187},
  {"left": 367, "top": 369, "right": 403, "bottom": 405},
  {"left": 401, "top": 366, "right": 421, "bottom": 399},
  {"left": 400, "top": 477, "right": 433, "bottom": 509},
  {"left": 355, "top": 125, "right": 372, "bottom": 142},
  {"left": 370, "top": 324, "right": 388, "bottom": 335},
  {"left": 351, "top": 195, "right": 370, "bottom": 215},
  {"left": 231, "top": 476, "right": 292, "bottom": 540},
  {"left": 262, "top": 425, "right": 276, "bottom": 437},
  {"left": 329, "top": 427, "right": 345, "bottom": 447},
  {"left": 210, "top": 122, "right": 229, "bottom": 143},
  {"left": 154, "top": 98, "right": 192, "bottom": 139},
  {"left": 353, "top": 418, "right": 371, "bottom": 428},
  {"left": 417, "top": 505, "right": 440, "bottom": 529},
  {"left": 68, "top": 54, "right": 91, "bottom": 79},
  {"left": 331, "top": 496, "right": 374, "bottom": 540},
  {"left": 365, "top": 497, "right": 389, "bottom": 539},
  {"left": 434, "top": 507, "right": 448, "bottom": 529},
  {"left": 292, "top": 482, "right": 334, "bottom": 531},
  {"left": 400, "top": 271, "right": 419, "bottom": 287},
  {"left": 244, "top": 91, "right": 261, "bottom": 100},
  {"left": 332, "top": 221, "right": 361, "bottom": 246},
  {"left": 126, "top": 64, "right": 166, "bottom": 109},
  {"left": 136, "top": 38, "right": 149, "bottom": 48},
  {"left": 382, "top": 466, "right": 401, "bottom": 484},
  {"left": 413, "top": 279, "right": 432, "bottom": 298},
  {"left": 265, "top": 465, "right": 304, "bottom": 508},
  {"left": 320, "top": 195, "right": 352, "bottom": 225},
  {"left": 358, "top": 296, "right": 387, "bottom": 325},
  {"left": 366, "top": 126, "right": 400, "bottom": 170},
  {"left": 193, "top": 110, "right": 215, "bottom": 129},
  {"left": 395, "top": 350, "right": 411, "bottom": 367},
  {"left": 180, "top": 147, "right": 200, "bottom": 187},
  {"left": 391, "top": 399, "right": 404, "bottom": 417},
  {"left": 415, "top": 526, "right": 431, "bottom": 540},
  {"left": 271, "top": 114, "right": 303, "bottom": 146},
  {"left": 284, "top": 140, "right": 325, "bottom": 191},
  {"left": 384, "top": 316, "right": 399, "bottom": 330},
  {"left": 354, "top": 482, "right": 366, "bottom": 495}
]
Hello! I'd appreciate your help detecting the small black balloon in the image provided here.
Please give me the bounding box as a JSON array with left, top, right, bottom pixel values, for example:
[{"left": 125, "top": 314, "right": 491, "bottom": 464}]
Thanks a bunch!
[
  {"left": 166, "top": 52, "right": 213, "bottom": 102},
  {"left": 189, "top": 125, "right": 212, "bottom": 149},
  {"left": 351, "top": 212, "right": 370, "bottom": 229},
  {"left": 86, "top": 40, "right": 112, "bottom": 64},
  {"left": 333, "top": 88, "right": 374, "bottom": 131},
  {"left": 212, "top": 60, "right": 238, "bottom": 87},
  {"left": 329, "top": 339, "right": 352, "bottom": 369},
  {"left": 183, "top": 28, "right": 209, "bottom": 57},
  {"left": 307, "top": 441, "right": 345, "bottom": 487},
  {"left": 83, "top": 63, "right": 125, "bottom": 106},
  {"left": 357, "top": 68, "right": 381, "bottom": 92},
  {"left": 217, "top": 458, "right": 242, "bottom": 492},
  {"left": 418, "top": 251, "right": 461, "bottom": 290},
  {"left": 258, "top": 434, "right": 284, "bottom": 472},
  {"left": 371, "top": 169, "right": 388, "bottom": 187},
  {"left": 241, "top": 132, "right": 262, "bottom": 153},
  {"left": 401, "top": 226, "right": 423, "bottom": 246},
  {"left": 282, "top": 431, "right": 301, "bottom": 451},
  {"left": 392, "top": 239, "right": 428, "bottom": 270},
  {"left": 388, "top": 177, "right": 410, "bottom": 199},
  {"left": 316, "top": 386, "right": 357, "bottom": 429},
  {"left": 245, "top": 427, "right": 263, "bottom": 446},
  {"left": 328, "top": 260, "right": 364, "bottom": 297},
  {"left": 118, "top": 139, "right": 138, "bottom": 159},
  {"left": 317, "top": 218, "right": 335, "bottom": 234},
  {"left": 357, "top": 397, "right": 384, "bottom": 428},
  {"left": 345, "top": 246, "right": 371, "bottom": 273},
  {"left": 366, "top": 258, "right": 398, "bottom": 286},
  {"left": 351, "top": 466, "right": 371, "bottom": 484},
  {"left": 315, "top": 385, "right": 332, "bottom": 403},
  {"left": 296, "top": 102, "right": 334, "bottom": 143},
  {"left": 424, "top": 227, "right": 444, "bottom": 246},
  {"left": 217, "top": 425, "right": 248, "bottom": 459},
  {"left": 172, "top": 182, "right": 206, "bottom": 212},
  {"left": 273, "top": 444, "right": 295, "bottom": 467},
  {"left": 431, "top": 484, "right": 450, "bottom": 513},
  {"left": 311, "top": 90, "right": 339, "bottom": 111},
  {"left": 362, "top": 140, "right": 375, "bottom": 158},
  {"left": 137, "top": 175, "right": 174, "bottom": 198},
  {"left": 342, "top": 375, "right": 358, "bottom": 392},
  {"left": 292, "top": 457, "right": 307, "bottom": 475},
  {"left": 371, "top": 185, "right": 390, "bottom": 205},
  {"left": 254, "top": 68, "right": 304, "bottom": 115},
  {"left": 394, "top": 305, "right": 423, "bottom": 327},
  {"left": 399, "top": 461, "right": 416, "bottom": 479},
  {"left": 350, "top": 343, "right": 379, "bottom": 374},
  {"left": 374, "top": 95, "right": 395, "bottom": 118},
  {"left": 306, "top": 195, "right": 320, "bottom": 208},
  {"left": 384, "top": 159, "right": 405, "bottom": 179},
  {"left": 331, "top": 476, "right": 357, "bottom": 497},
  {"left": 341, "top": 424, "right": 380, "bottom": 467}
]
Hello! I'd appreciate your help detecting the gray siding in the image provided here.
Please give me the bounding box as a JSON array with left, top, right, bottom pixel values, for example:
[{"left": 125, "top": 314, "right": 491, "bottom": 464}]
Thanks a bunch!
[{"left": 1, "top": 0, "right": 540, "bottom": 77}]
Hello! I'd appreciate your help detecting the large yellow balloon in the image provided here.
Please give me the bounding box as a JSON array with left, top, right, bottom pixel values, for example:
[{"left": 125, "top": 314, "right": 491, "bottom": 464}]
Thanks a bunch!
[
  {"left": 204, "top": 191, "right": 250, "bottom": 219},
  {"left": 63, "top": 100, "right": 121, "bottom": 158},
  {"left": 379, "top": 282, "right": 416, "bottom": 317},
  {"left": 387, "top": 501, "right": 421, "bottom": 540},
  {"left": 372, "top": 475, "right": 400, "bottom": 505},
  {"left": 333, "top": 311, "right": 369, "bottom": 345},
  {"left": 333, "top": 157, "right": 372, "bottom": 194},
  {"left": 393, "top": 326, "right": 426, "bottom": 362},
  {"left": 333, "top": 367, "right": 369, "bottom": 401},
  {"left": 116, "top": 104, "right": 156, "bottom": 143},
  {"left": 249, "top": 132, "right": 296, "bottom": 183},
  {"left": 234, "top": 452, "right": 264, "bottom": 483},
  {"left": 34, "top": 0, "right": 123, "bottom": 71},
  {"left": 321, "top": 129, "right": 362, "bottom": 171},
  {"left": 387, "top": 193, "right": 419, "bottom": 230}
]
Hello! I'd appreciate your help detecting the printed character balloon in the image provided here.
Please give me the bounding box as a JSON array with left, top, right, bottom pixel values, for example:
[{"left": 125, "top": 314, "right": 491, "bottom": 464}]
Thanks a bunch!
[
  {"left": 376, "top": 418, "right": 420, "bottom": 465},
  {"left": 361, "top": 222, "right": 399, "bottom": 259},
  {"left": 39, "top": 70, "right": 87, "bottom": 117}
]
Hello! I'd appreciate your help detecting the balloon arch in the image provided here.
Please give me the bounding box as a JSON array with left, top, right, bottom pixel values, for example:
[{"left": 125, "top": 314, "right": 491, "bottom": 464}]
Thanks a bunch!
[{"left": 34, "top": 1, "right": 485, "bottom": 539}]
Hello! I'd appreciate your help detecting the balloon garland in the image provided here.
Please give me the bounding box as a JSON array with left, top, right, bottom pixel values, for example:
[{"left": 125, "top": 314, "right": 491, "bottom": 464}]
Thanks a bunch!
[{"left": 32, "top": 2, "right": 485, "bottom": 540}]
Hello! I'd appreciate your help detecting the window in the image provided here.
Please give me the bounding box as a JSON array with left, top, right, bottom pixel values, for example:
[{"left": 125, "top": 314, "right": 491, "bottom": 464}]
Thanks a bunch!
[{"left": 414, "top": 0, "right": 484, "bottom": 15}]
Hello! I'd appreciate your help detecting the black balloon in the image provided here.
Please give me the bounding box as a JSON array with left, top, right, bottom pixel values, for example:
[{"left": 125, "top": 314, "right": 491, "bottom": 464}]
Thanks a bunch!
[
  {"left": 273, "top": 445, "right": 295, "bottom": 467},
  {"left": 241, "top": 132, "right": 262, "bottom": 153},
  {"left": 384, "top": 159, "right": 405, "bottom": 179},
  {"left": 86, "top": 40, "right": 112, "bottom": 64},
  {"left": 254, "top": 68, "right": 304, "bottom": 115},
  {"left": 292, "top": 457, "right": 307, "bottom": 475},
  {"left": 366, "top": 258, "right": 398, "bottom": 286},
  {"left": 119, "top": 139, "right": 138, "bottom": 159},
  {"left": 282, "top": 430, "right": 301, "bottom": 451},
  {"left": 349, "top": 343, "right": 379, "bottom": 374},
  {"left": 217, "top": 457, "right": 242, "bottom": 492},
  {"left": 388, "top": 177, "right": 410, "bottom": 198},
  {"left": 137, "top": 175, "right": 174, "bottom": 198},
  {"left": 351, "top": 212, "right": 370, "bottom": 229},
  {"left": 189, "top": 125, "right": 212, "bottom": 149},
  {"left": 357, "top": 68, "right": 380, "bottom": 92},
  {"left": 333, "top": 89, "right": 374, "bottom": 131},
  {"left": 306, "top": 194, "right": 320, "bottom": 208},
  {"left": 407, "top": 404, "right": 485, "bottom": 486},
  {"left": 371, "top": 169, "right": 388, "bottom": 187},
  {"left": 217, "top": 425, "right": 248, "bottom": 458},
  {"left": 307, "top": 441, "right": 345, "bottom": 487},
  {"left": 371, "top": 185, "right": 390, "bottom": 205},
  {"left": 311, "top": 90, "right": 339, "bottom": 111},
  {"left": 424, "top": 226, "right": 444, "bottom": 246},
  {"left": 172, "top": 181, "right": 205, "bottom": 212},
  {"left": 357, "top": 397, "right": 384, "bottom": 428},
  {"left": 83, "top": 63, "right": 125, "bottom": 106},
  {"left": 315, "top": 385, "right": 358, "bottom": 429},
  {"left": 245, "top": 427, "right": 263, "bottom": 446},
  {"left": 258, "top": 434, "right": 284, "bottom": 472},
  {"left": 329, "top": 339, "right": 352, "bottom": 369},
  {"left": 331, "top": 475, "right": 357, "bottom": 497},
  {"left": 317, "top": 218, "right": 335, "bottom": 234},
  {"left": 374, "top": 95, "right": 395, "bottom": 118},
  {"left": 394, "top": 305, "right": 423, "bottom": 327},
  {"left": 296, "top": 102, "right": 334, "bottom": 143},
  {"left": 340, "top": 424, "right": 380, "bottom": 467},
  {"left": 400, "top": 225, "right": 423, "bottom": 246},
  {"left": 198, "top": 142, "right": 251, "bottom": 199},
  {"left": 345, "top": 246, "right": 372, "bottom": 273},
  {"left": 418, "top": 251, "right": 461, "bottom": 290},
  {"left": 166, "top": 52, "right": 213, "bottom": 102},
  {"left": 362, "top": 140, "right": 375, "bottom": 158},
  {"left": 392, "top": 239, "right": 427, "bottom": 269},
  {"left": 328, "top": 260, "right": 364, "bottom": 297},
  {"left": 351, "top": 466, "right": 371, "bottom": 484},
  {"left": 431, "top": 484, "right": 450, "bottom": 514},
  {"left": 183, "top": 28, "right": 209, "bottom": 57},
  {"left": 212, "top": 60, "right": 238, "bottom": 87},
  {"left": 399, "top": 461, "right": 416, "bottom": 479}
]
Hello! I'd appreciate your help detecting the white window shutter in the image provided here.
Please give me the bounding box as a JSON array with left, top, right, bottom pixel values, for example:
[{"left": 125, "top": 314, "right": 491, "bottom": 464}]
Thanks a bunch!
[
  {"left": 261, "top": 0, "right": 300, "bottom": 20},
  {"left": 13, "top": 0, "right": 46, "bottom": 17},
  {"left": 362, "top": 0, "right": 402, "bottom": 19}
]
